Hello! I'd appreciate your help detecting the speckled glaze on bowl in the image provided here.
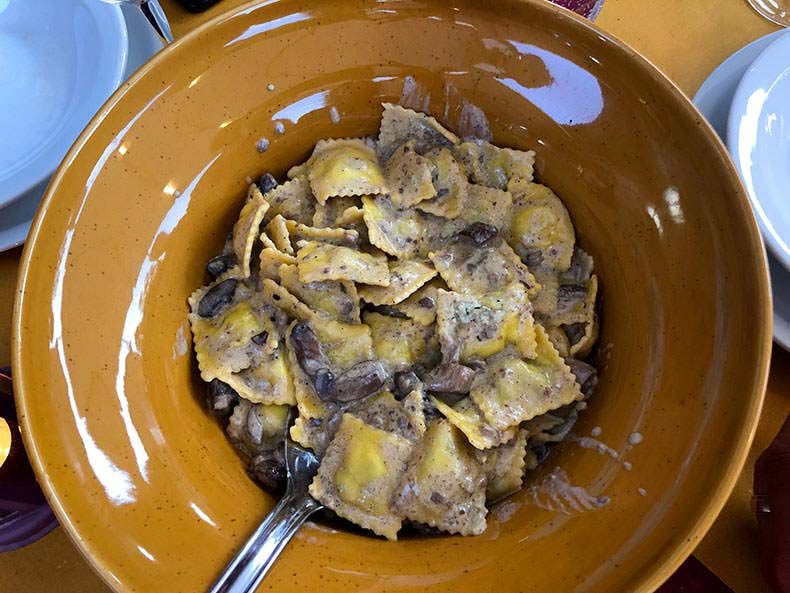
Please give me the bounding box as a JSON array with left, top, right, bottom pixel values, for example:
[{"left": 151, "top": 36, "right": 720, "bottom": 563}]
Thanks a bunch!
[{"left": 12, "top": 1, "right": 771, "bottom": 592}]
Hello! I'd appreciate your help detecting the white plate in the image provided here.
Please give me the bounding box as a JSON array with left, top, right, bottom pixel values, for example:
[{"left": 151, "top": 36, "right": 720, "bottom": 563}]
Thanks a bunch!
[
  {"left": 0, "top": 0, "right": 127, "bottom": 209},
  {"left": 694, "top": 30, "right": 790, "bottom": 352},
  {"left": 0, "top": 5, "right": 163, "bottom": 252},
  {"left": 727, "top": 30, "right": 790, "bottom": 271}
]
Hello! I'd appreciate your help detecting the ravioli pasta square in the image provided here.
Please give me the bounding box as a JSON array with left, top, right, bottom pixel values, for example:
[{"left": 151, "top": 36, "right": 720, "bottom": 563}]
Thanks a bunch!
[
  {"left": 265, "top": 214, "right": 294, "bottom": 255},
  {"left": 415, "top": 148, "right": 468, "bottom": 219},
  {"left": 378, "top": 103, "right": 459, "bottom": 158},
  {"left": 392, "top": 278, "right": 445, "bottom": 326},
  {"left": 470, "top": 325, "right": 582, "bottom": 431},
  {"left": 220, "top": 346, "right": 295, "bottom": 406},
  {"left": 312, "top": 196, "right": 362, "bottom": 228},
  {"left": 362, "top": 195, "right": 422, "bottom": 259},
  {"left": 510, "top": 182, "right": 576, "bottom": 273},
  {"left": 307, "top": 138, "right": 388, "bottom": 204},
  {"left": 364, "top": 312, "right": 440, "bottom": 372},
  {"left": 460, "top": 184, "right": 514, "bottom": 232},
  {"left": 189, "top": 103, "right": 601, "bottom": 540},
  {"left": 386, "top": 141, "right": 437, "bottom": 208},
  {"left": 309, "top": 414, "right": 414, "bottom": 540},
  {"left": 262, "top": 176, "right": 316, "bottom": 225},
  {"left": 189, "top": 276, "right": 270, "bottom": 381},
  {"left": 429, "top": 235, "right": 537, "bottom": 296},
  {"left": 454, "top": 140, "right": 535, "bottom": 191},
  {"left": 483, "top": 428, "right": 529, "bottom": 502},
  {"left": 284, "top": 219, "right": 359, "bottom": 247},
  {"left": 259, "top": 244, "right": 296, "bottom": 281},
  {"left": 435, "top": 285, "right": 537, "bottom": 363},
  {"left": 296, "top": 240, "right": 390, "bottom": 286},
  {"left": 394, "top": 419, "right": 488, "bottom": 536}
]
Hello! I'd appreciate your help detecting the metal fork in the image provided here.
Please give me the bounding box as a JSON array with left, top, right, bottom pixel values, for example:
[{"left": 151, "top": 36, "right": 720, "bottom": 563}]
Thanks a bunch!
[{"left": 207, "top": 432, "right": 324, "bottom": 593}]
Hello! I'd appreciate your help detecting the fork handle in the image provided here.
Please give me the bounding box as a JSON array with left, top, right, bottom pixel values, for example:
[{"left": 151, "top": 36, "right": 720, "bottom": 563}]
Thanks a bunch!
[{"left": 207, "top": 491, "right": 323, "bottom": 593}]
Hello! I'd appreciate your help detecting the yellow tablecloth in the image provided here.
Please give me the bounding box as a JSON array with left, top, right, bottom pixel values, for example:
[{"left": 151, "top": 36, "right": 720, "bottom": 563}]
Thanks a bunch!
[{"left": 0, "top": 1, "right": 788, "bottom": 591}]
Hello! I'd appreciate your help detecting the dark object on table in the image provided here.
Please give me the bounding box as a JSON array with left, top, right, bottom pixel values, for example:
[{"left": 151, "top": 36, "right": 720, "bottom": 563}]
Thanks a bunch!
[
  {"left": 550, "top": 0, "right": 605, "bottom": 19},
  {"left": 0, "top": 369, "right": 58, "bottom": 552},
  {"left": 175, "top": 0, "right": 223, "bottom": 12},
  {"left": 654, "top": 555, "right": 734, "bottom": 593},
  {"left": 754, "top": 415, "right": 790, "bottom": 593}
]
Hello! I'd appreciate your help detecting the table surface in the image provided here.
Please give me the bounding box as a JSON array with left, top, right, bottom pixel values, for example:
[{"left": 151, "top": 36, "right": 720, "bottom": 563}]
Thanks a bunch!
[{"left": 1, "top": 1, "right": 788, "bottom": 592}]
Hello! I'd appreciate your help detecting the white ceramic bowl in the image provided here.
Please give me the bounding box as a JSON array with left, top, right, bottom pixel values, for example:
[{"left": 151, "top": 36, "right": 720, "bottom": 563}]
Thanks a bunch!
[
  {"left": 727, "top": 30, "right": 790, "bottom": 271},
  {"left": 0, "top": 0, "right": 128, "bottom": 208}
]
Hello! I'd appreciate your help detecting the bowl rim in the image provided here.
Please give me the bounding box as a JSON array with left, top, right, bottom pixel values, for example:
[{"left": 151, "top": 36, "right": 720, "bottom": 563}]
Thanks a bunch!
[{"left": 12, "top": 0, "right": 773, "bottom": 591}]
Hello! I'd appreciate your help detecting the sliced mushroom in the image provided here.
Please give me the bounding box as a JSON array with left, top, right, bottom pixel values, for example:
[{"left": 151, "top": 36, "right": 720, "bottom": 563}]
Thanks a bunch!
[
  {"left": 249, "top": 447, "right": 286, "bottom": 492},
  {"left": 226, "top": 399, "right": 253, "bottom": 444},
  {"left": 422, "top": 362, "right": 478, "bottom": 393},
  {"left": 563, "top": 322, "right": 586, "bottom": 346},
  {"left": 332, "top": 360, "right": 388, "bottom": 403},
  {"left": 393, "top": 370, "right": 420, "bottom": 400},
  {"left": 313, "top": 368, "right": 336, "bottom": 399},
  {"left": 565, "top": 357, "right": 598, "bottom": 395},
  {"left": 205, "top": 253, "right": 238, "bottom": 278},
  {"left": 206, "top": 379, "right": 239, "bottom": 417},
  {"left": 459, "top": 221, "right": 498, "bottom": 246},
  {"left": 367, "top": 304, "right": 409, "bottom": 319},
  {"left": 289, "top": 321, "right": 332, "bottom": 378},
  {"left": 258, "top": 172, "right": 278, "bottom": 195},
  {"left": 556, "top": 284, "right": 587, "bottom": 306},
  {"left": 246, "top": 404, "right": 265, "bottom": 447},
  {"left": 198, "top": 278, "right": 238, "bottom": 318},
  {"left": 464, "top": 358, "right": 486, "bottom": 372},
  {"left": 531, "top": 442, "right": 550, "bottom": 465},
  {"left": 251, "top": 331, "right": 269, "bottom": 346},
  {"left": 518, "top": 247, "right": 544, "bottom": 269}
]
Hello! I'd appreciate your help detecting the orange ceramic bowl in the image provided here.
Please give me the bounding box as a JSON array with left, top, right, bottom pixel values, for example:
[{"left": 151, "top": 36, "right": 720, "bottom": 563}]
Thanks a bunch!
[{"left": 13, "top": 1, "right": 771, "bottom": 592}]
